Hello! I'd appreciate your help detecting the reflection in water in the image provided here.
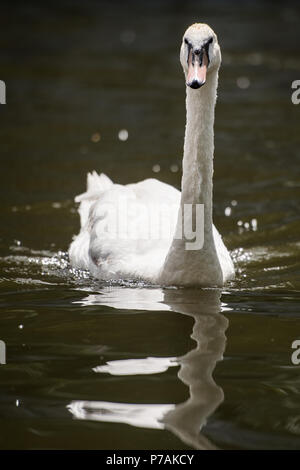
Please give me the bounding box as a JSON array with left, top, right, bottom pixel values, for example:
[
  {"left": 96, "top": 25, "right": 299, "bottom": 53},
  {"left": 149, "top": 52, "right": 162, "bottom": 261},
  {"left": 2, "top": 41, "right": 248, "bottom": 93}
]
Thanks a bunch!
[
  {"left": 93, "top": 356, "right": 178, "bottom": 375},
  {"left": 162, "top": 289, "right": 228, "bottom": 449},
  {"left": 68, "top": 288, "right": 228, "bottom": 449},
  {"left": 73, "top": 288, "right": 171, "bottom": 311},
  {"left": 68, "top": 401, "right": 174, "bottom": 430}
]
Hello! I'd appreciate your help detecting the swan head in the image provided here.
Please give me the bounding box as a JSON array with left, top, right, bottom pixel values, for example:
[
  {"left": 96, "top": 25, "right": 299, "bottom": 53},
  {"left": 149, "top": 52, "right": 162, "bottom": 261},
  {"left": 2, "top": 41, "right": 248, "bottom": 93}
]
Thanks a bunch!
[{"left": 180, "top": 23, "right": 221, "bottom": 89}]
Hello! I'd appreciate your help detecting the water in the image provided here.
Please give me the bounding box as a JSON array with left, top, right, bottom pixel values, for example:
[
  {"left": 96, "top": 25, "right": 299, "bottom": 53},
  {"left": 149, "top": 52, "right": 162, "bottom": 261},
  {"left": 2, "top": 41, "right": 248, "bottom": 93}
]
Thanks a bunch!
[{"left": 0, "top": 0, "right": 300, "bottom": 449}]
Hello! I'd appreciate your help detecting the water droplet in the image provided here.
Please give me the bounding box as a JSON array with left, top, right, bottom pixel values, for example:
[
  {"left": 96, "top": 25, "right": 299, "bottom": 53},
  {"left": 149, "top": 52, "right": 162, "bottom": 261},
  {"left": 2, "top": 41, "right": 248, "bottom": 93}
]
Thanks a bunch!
[
  {"left": 152, "top": 164, "right": 160, "bottom": 173},
  {"left": 118, "top": 129, "right": 128, "bottom": 141},
  {"left": 231, "top": 200, "right": 237, "bottom": 206},
  {"left": 237, "top": 77, "right": 250, "bottom": 89},
  {"left": 120, "top": 30, "right": 136, "bottom": 45},
  {"left": 225, "top": 207, "right": 232, "bottom": 216},
  {"left": 80, "top": 145, "right": 88, "bottom": 154},
  {"left": 247, "top": 53, "right": 263, "bottom": 66},
  {"left": 251, "top": 218, "right": 258, "bottom": 231},
  {"left": 170, "top": 164, "right": 179, "bottom": 173},
  {"left": 91, "top": 132, "right": 101, "bottom": 143}
]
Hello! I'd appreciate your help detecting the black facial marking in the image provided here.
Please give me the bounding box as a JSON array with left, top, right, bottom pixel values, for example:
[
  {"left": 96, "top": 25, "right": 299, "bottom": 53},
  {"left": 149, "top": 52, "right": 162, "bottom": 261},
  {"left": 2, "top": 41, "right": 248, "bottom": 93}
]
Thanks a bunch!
[
  {"left": 184, "top": 37, "right": 193, "bottom": 65},
  {"left": 199, "top": 48, "right": 204, "bottom": 66},
  {"left": 204, "top": 37, "right": 213, "bottom": 65},
  {"left": 185, "top": 35, "right": 213, "bottom": 66}
]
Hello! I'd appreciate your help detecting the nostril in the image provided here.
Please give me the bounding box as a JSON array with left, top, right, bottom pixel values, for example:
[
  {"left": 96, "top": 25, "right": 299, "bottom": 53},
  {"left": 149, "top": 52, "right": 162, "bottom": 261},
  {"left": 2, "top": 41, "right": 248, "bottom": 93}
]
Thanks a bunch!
[{"left": 189, "top": 80, "right": 202, "bottom": 89}]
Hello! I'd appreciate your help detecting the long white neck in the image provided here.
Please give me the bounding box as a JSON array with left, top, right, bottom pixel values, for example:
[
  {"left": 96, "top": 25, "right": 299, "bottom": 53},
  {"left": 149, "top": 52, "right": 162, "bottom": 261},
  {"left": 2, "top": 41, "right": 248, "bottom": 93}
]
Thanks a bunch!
[
  {"left": 159, "top": 67, "right": 223, "bottom": 286},
  {"left": 182, "top": 70, "right": 218, "bottom": 224}
]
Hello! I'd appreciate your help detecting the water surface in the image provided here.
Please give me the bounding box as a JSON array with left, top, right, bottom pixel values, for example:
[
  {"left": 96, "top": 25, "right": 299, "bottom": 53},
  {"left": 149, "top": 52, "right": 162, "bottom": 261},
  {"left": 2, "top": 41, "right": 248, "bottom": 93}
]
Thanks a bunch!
[{"left": 0, "top": 0, "right": 300, "bottom": 449}]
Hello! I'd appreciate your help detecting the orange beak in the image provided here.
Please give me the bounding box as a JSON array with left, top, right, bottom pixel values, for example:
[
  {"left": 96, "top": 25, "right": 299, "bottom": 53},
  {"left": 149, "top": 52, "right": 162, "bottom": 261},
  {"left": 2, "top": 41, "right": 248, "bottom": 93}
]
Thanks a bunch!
[{"left": 186, "top": 48, "right": 208, "bottom": 89}]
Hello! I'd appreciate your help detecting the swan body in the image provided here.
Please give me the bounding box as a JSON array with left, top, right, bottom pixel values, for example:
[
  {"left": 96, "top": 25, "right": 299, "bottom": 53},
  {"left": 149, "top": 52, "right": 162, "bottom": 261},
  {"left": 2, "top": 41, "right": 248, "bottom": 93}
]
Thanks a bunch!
[{"left": 69, "top": 24, "right": 235, "bottom": 286}]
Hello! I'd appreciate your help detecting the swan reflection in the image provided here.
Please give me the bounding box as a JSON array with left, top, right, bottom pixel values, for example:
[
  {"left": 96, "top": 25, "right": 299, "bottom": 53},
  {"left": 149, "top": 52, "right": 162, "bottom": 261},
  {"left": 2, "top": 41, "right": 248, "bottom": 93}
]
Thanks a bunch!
[
  {"left": 68, "top": 400, "right": 174, "bottom": 430},
  {"left": 68, "top": 287, "right": 228, "bottom": 449},
  {"left": 93, "top": 356, "right": 178, "bottom": 375},
  {"left": 73, "top": 287, "right": 171, "bottom": 311}
]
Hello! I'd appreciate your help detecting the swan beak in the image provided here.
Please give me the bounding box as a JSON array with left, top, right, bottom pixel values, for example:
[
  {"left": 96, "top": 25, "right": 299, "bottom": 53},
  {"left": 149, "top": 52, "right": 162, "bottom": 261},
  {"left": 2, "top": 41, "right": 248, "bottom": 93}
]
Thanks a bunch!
[{"left": 186, "top": 49, "right": 208, "bottom": 89}]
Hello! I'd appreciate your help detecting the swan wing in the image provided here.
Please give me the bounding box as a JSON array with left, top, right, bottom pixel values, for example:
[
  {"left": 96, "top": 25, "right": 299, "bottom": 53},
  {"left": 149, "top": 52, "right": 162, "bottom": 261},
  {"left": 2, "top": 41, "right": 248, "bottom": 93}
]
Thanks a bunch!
[{"left": 69, "top": 173, "right": 180, "bottom": 281}]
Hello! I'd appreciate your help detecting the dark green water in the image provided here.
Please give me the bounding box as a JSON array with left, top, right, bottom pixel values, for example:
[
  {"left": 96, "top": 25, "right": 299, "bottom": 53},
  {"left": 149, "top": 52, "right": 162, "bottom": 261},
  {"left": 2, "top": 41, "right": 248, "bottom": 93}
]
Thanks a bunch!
[{"left": 0, "top": 0, "right": 300, "bottom": 449}]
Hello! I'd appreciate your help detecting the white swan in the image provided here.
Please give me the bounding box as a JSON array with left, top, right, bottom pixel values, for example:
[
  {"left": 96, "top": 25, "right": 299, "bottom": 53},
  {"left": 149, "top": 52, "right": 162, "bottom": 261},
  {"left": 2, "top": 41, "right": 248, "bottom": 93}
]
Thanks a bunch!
[{"left": 69, "top": 23, "right": 235, "bottom": 286}]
